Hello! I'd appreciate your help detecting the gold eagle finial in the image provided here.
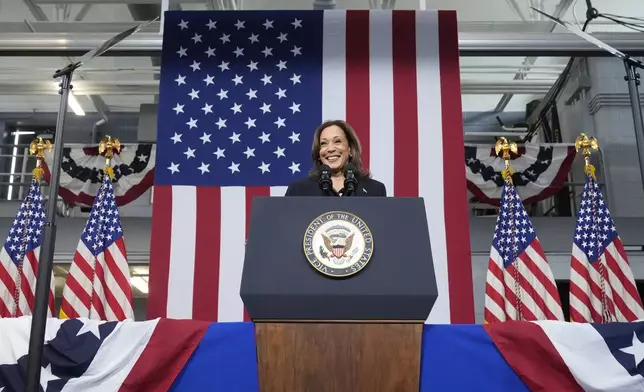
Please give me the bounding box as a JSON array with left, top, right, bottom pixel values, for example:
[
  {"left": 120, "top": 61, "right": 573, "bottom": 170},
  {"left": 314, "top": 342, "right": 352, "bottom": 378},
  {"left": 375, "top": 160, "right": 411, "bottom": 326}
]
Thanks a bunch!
[
  {"left": 99, "top": 136, "right": 121, "bottom": 181},
  {"left": 29, "top": 136, "right": 52, "bottom": 161},
  {"left": 575, "top": 133, "right": 599, "bottom": 179},
  {"left": 29, "top": 136, "right": 52, "bottom": 183},
  {"left": 494, "top": 137, "right": 518, "bottom": 182}
]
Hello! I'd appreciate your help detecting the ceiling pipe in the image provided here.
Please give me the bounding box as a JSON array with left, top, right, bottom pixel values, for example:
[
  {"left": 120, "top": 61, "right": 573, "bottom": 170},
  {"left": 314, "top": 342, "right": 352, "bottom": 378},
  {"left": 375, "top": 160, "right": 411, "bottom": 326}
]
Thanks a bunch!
[
  {"left": 0, "top": 20, "right": 628, "bottom": 34},
  {"left": 493, "top": 0, "right": 575, "bottom": 113},
  {"left": 0, "top": 79, "right": 555, "bottom": 95},
  {"left": 0, "top": 32, "right": 643, "bottom": 56}
]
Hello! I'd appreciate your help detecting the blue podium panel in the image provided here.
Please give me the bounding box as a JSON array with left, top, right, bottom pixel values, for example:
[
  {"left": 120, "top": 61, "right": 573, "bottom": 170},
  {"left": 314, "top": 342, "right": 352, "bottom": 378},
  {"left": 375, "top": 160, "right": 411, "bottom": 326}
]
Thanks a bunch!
[{"left": 240, "top": 196, "right": 437, "bottom": 321}]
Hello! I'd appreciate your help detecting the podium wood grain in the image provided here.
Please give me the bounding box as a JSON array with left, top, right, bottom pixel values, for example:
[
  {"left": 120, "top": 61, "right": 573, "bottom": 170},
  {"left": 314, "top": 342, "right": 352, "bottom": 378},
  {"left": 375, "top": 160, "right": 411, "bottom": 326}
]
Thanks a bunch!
[{"left": 255, "top": 323, "right": 423, "bottom": 392}]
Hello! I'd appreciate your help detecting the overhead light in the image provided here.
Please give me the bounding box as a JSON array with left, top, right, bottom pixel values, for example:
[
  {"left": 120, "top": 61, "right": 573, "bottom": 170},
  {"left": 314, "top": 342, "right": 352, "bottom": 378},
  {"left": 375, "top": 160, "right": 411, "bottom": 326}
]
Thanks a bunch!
[
  {"left": 7, "top": 132, "right": 20, "bottom": 201},
  {"left": 12, "top": 131, "right": 35, "bottom": 136},
  {"left": 131, "top": 276, "right": 149, "bottom": 294},
  {"left": 53, "top": 81, "right": 85, "bottom": 116},
  {"left": 67, "top": 92, "right": 86, "bottom": 116}
]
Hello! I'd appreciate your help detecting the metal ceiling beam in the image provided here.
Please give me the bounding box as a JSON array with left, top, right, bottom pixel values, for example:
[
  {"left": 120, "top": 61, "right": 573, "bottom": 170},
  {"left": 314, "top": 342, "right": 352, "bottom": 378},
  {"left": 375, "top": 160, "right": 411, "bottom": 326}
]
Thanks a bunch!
[
  {"left": 74, "top": 4, "right": 93, "bottom": 21},
  {"left": 503, "top": 0, "right": 528, "bottom": 22},
  {"left": 22, "top": 0, "right": 48, "bottom": 20},
  {"left": 493, "top": 0, "right": 575, "bottom": 113},
  {"left": 0, "top": 21, "right": 160, "bottom": 33},
  {"left": 0, "top": 20, "right": 625, "bottom": 34},
  {"left": 21, "top": 0, "right": 110, "bottom": 121},
  {"left": 32, "top": 0, "right": 195, "bottom": 3},
  {"left": 0, "top": 31, "right": 641, "bottom": 57},
  {"left": 0, "top": 80, "right": 555, "bottom": 95},
  {"left": 0, "top": 66, "right": 561, "bottom": 76}
]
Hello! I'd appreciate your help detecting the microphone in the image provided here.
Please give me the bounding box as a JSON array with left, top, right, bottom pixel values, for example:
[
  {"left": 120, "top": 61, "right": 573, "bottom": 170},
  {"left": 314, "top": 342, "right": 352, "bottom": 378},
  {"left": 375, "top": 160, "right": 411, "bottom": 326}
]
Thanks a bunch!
[
  {"left": 343, "top": 163, "right": 358, "bottom": 196},
  {"left": 318, "top": 164, "right": 332, "bottom": 193}
]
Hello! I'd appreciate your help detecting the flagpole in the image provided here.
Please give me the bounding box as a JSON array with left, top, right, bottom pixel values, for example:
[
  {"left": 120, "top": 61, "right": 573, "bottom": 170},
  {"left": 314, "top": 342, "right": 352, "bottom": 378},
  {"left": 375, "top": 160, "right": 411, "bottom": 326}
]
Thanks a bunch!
[
  {"left": 575, "top": 133, "right": 613, "bottom": 322},
  {"left": 623, "top": 59, "right": 644, "bottom": 193},
  {"left": 495, "top": 137, "right": 523, "bottom": 321},
  {"left": 25, "top": 62, "right": 80, "bottom": 392}
]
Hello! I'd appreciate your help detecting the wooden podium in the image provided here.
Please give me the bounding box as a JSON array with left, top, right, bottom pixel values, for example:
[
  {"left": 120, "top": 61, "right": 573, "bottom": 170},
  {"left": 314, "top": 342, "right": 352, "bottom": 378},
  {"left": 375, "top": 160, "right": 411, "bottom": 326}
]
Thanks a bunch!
[
  {"left": 240, "top": 197, "right": 437, "bottom": 392},
  {"left": 255, "top": 322, "right": 423, "bottom": 392}
]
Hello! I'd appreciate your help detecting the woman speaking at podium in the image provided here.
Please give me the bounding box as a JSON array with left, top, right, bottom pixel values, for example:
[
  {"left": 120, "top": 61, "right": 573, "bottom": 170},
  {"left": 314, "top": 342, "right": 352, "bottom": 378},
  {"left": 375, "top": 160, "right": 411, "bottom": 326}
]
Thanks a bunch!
[{"left": 285, "top": 120, "right": 387, "bottom": 197}]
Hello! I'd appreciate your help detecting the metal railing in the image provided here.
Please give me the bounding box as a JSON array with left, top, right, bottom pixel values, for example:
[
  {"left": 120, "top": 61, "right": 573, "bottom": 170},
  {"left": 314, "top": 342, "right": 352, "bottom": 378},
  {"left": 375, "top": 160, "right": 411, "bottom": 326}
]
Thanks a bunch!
[
  {"left": 0, "top": 143, "right": 39, "bottom": 201},
  {"left": 0, "top": 141, "right": 146, "bottom": 202}
]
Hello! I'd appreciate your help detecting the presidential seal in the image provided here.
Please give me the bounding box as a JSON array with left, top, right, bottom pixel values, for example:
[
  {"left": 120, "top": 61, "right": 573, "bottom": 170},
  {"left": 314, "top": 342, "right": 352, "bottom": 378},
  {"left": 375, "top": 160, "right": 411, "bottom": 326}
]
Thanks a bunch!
[{"left": 303, "top": 211, "right": 374, "bottom": 278}]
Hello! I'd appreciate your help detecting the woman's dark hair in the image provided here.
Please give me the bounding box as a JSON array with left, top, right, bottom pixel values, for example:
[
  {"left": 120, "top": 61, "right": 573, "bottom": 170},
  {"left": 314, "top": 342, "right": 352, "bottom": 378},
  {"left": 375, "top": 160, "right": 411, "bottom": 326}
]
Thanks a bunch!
[{"left": 308, "top": 119, "right": 371, "bottom": 178}]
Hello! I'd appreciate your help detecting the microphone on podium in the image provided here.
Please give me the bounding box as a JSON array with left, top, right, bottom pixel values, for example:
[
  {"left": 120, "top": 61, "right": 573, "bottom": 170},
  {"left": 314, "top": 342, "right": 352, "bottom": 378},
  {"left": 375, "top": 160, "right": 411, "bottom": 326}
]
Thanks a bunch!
[
  {"left": 344, "top": 163, "right": 358, "bottom": 196},
  {"left": 318, "top": 164, "right": 332, "bottom": 193}
]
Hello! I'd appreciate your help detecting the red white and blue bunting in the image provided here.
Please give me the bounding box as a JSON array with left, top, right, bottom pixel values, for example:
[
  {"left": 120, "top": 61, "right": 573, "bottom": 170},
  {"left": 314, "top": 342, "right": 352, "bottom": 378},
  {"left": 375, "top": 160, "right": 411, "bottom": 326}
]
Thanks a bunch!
[
  {"left": 37, "top": 143, "right": 573, "bottom": 208},
  {"left": 42, "top": 144, "right": 155, "bottom": 208},
  {"left": 465, "top": 144, "right": 576, "bottom": 205}
]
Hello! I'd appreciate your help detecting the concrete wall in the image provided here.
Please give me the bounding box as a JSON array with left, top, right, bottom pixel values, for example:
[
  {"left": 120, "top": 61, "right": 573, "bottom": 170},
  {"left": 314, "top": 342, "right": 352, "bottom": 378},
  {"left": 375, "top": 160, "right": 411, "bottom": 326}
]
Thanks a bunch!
[{"left": 557, "top": 57, "right": 644, "bottom": 217}]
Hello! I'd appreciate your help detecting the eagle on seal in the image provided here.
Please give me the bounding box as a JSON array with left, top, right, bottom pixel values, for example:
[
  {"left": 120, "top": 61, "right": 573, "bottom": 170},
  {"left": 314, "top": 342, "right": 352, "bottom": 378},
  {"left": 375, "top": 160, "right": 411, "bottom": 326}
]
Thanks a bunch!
[{"left": 322, "top": 232, "right": 354, "bottom": 259}]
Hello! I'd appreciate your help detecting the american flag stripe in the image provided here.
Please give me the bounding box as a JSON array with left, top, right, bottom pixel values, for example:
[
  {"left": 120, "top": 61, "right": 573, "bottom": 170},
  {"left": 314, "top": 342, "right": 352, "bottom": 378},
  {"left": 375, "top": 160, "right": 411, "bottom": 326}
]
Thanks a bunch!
[
  {"left": 61, "top": 242, "right": 133, "bottom": 320},
  {"left": 0, "top": 249, "right": 55, "bottom": 318},
  {"left": 148, "top": 10, "right": 473, "bottom": 323},
  {"left": 17, "top": 250, "right": 55, "bottom": 316},
  {"left": 522, "top": 245, "right": 564, "bottom": 316},
  {"left": 321, "top": 9, "right": 472, "bottom": 323},
  {"left": 148, "top": 186, "right": 287, "bottom": 321},
  {"left": 569, "top": 174, "right": 644, "bottom": 323},
  {"left": 570, "top": 242, "right": 642, "bottom": 322},
  {"left": 487, "top": 251, "right": 562, "bottom": 322}
]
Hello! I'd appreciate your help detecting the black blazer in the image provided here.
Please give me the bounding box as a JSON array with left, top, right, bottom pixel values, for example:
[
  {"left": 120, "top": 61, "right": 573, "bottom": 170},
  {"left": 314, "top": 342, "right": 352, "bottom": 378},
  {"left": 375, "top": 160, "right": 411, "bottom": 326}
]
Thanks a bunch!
[{"left": 285, "top": 175, "right": 387, "bottom": 197}]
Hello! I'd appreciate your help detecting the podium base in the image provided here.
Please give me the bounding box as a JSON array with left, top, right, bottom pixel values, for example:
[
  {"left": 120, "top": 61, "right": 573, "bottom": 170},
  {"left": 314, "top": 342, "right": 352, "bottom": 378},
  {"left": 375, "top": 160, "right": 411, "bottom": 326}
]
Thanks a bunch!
[{"left": 255, "top": 322, "right": 423, "bottom": 392}]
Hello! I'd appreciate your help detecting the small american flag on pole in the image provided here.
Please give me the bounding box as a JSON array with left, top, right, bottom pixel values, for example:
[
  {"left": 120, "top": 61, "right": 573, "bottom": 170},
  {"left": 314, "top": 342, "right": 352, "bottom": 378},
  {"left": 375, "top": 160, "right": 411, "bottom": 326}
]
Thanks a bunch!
[
  {"left": 0, "top": 178, "right": 55, "bottom": 318},
  {"left": 59, "top": 178, "right": 134, "bottom": 321},
  {"left": 484, "top": 177, "right": 564, "bottom": 323},
  {"left": 148, "top": 10, "right": 473, "bottom": 323},
  {"left": 569, "top": 171, "right": 644, "bottom": 322}
]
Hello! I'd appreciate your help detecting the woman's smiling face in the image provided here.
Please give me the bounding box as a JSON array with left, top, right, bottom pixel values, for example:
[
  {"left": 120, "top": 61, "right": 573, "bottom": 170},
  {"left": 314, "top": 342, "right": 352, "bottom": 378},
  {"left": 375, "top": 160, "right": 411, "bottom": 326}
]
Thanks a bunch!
[{"left": 318, "top": 125, "right": 350, "bottom": 173}]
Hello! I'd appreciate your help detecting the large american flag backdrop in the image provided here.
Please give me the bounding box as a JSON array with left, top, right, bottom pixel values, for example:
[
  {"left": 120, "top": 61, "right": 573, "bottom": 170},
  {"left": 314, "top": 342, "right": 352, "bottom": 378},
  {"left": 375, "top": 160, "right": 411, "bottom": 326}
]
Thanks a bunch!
[
  {"left": 148, "top": 10, "right": 474, "bottom": 324},
  {"left": 569, "top": 171, "right": 644, "bottom": 322}
]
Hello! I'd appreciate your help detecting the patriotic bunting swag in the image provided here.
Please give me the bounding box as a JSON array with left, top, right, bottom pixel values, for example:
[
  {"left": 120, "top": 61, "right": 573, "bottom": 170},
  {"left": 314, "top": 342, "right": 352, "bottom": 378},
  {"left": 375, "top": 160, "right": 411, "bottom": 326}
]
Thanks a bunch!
[
  {"left": 4, "top": 316, "right": 644, "bottom": 391},
  {"left": 60, "top": 137, "right": 134, "bottom": 321},
  {"left": 0, "top": 316, "right": 210, "bottom": 392},
  {"left": 484, "top": 138, "right": 563, "bottom": 323},
  {"left": 40, "top": 142, "right": 574, "bottom": 209},
  {"left": 466, "top": 143, "right": 576, "bottom": 205},
  {"left": 569, "top": 134, "right": 644, "bottom": 323},
  {"left": 0, "top": 137, "right": 55, "bottom": 318},
  {"left": 43, "top": 143, "right": 155, "bottom": 208}
]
